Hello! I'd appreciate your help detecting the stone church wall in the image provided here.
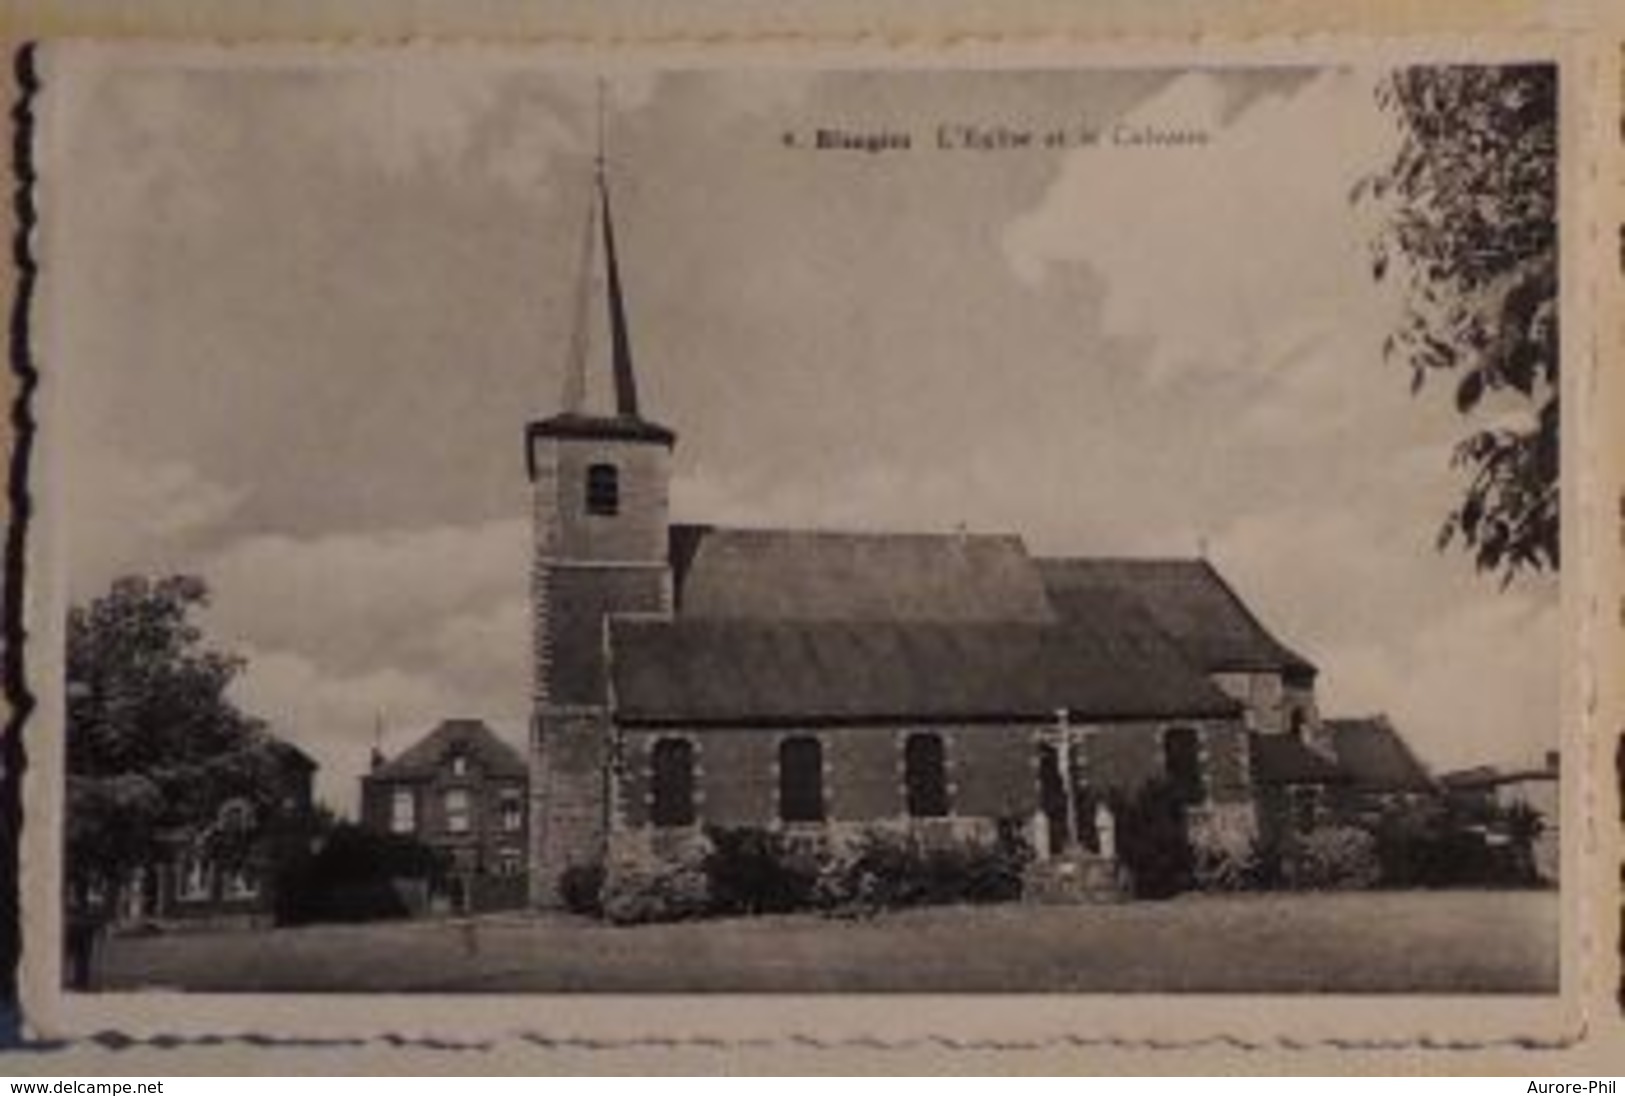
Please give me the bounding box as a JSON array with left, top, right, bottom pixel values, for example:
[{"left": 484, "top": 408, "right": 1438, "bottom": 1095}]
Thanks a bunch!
[
  {"left": 613, "top": 718, "right": 1253, "bottom": 833},
  {"left": 1073, "top": 719, "right": 1250, "bottom": 802},
  {"left": 535, "top": 565, "right": 668, "bottom": 706},
  {"left": 529, "top": 705, "right": 612, "bottom": 906},
  {"left": 1211, "top": 670, "right": 1319, "bottom": 739},
  {"left": 615, "top": 723, "right": 1047, "bottom": 830},
  {"left": 529, "top": 437, "right": 672, "bottom": 564}
]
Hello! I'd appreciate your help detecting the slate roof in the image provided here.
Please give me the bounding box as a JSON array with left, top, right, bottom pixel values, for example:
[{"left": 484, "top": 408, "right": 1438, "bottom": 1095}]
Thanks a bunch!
[
  {"left": 1438, "top": 765, "right": 1503, "bottom": 790},
  {"left": 1249, "top": 733, "right": 1346, "bottom": 786},
  {"left": 669, "top": 525, "right": 1056, "bottom": 624},
  {"left": 1037, "top": 558, "right": 1315, "bottom": 676},
  {"left": 1324, "top": 716, "right": 1434, "bottom": 793},
  {"left": 368, "top": 718, "right": 527, "bottom": 782},
  {"left": 1441, "top": 764, "right": 1557, "bottom": 790},
  {"left": 607, "top": 616, "right": 1240, "bottom": 727}
]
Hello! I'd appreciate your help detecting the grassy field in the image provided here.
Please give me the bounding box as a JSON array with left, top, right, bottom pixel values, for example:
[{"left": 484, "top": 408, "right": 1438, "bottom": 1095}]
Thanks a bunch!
[{"left": 92, "top": 889, "right": 1559, "bottom": 994}]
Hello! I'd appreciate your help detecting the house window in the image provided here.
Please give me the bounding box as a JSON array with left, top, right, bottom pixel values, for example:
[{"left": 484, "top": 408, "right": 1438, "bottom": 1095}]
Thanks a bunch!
[
  {"left": 778, "top": 736, "right": 825, "bottom": 823},
  {"left": 496, "top": 848, "right": 523, "bottom": 877},
  {"left": 1163, "top": 726, "right": 1204, "bottom": 804},
  {"left": 444, "top": 788, "right": 471, "bottom": 834},
  {"left": 450, "top": 751, "right": 468, "bottom": 778},
  {"left": 390, "top": 788, "right": 416, "bottom": 834},
  {"left": 904, "top": 733, "right": 950, "bottom": 818},
  {"left": 177, "top": 856, "right": 211, "bottom": 902},
  {"left": 650, "top": 738, "right": 697, "bottom": 828},
  {"left": 586, "top": 463, "right": 620, "bottom": 516},
  {"left": 500, "top": 790, "right": 524, "bottom": 832}
]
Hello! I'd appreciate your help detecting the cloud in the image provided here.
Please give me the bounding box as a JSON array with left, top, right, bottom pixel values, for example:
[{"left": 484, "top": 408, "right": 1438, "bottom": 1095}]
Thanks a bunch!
[
  {"left": 295, "top": 66, "right": 582, "bottom": 193},
  {"left": 64, "top": 452, "right": 246, "bottom": 596},
  {"left": 1314, "top": 592, "right": 1560, "bottom": 774},
  {"left": 228, "top": 642, "right": 526, "bottom": 814},
  {"left": 202, "top": 522, "right": 533, "bottom": 813},
  {"left": 1207, "top": 493, "right": 1560, "bottom": 775},
  {"left": 228, "top": 646, "right": 448, "bottom": 811},
  {"left": 201, "top": 519, "right": 528, "bottom": 676},
  {"left": 1002, "top": 69, "right": 1401, "bottom": 385}
]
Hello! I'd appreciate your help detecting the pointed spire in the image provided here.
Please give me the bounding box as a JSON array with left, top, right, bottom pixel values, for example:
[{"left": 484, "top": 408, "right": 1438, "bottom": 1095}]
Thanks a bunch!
[
  {"left": 599, "top": 166, "right": 640, "bottom": 418},
  {"left": 596, "top": 78, "right": 640, "bottom": 418},
  {"left": 558, "top": 180, "right": 596, "bottom": 416},
  {"left": 556, "top": 78, "right": 640, "bottom": 420},
  {"left": 527, "top": 78, "right": 674, "bottom": 459}
]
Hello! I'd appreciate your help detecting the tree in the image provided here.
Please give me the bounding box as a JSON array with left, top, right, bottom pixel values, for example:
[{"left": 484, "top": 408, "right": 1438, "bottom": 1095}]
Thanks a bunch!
[
  {"left": 66, "top": 575, "right": 299, "bottom": 909},
  {"left": 1360, "top": 65, "right": 1559, "bottom": 581}
]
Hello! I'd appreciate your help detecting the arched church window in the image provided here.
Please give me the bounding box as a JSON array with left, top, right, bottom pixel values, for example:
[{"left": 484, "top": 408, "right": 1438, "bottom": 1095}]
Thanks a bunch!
[
  {"left": 778, "top": 736, "right": 825, "bottom": 824},
  {"left": 650, "top": 738, "right": 696, "bottom": 828},
  {"left": 586, "top": 463, "right": 620, "bottom": 516},
  {"left": 1163, "top": 726, "right": 1204, "bottom": 804},
  {"left": 904, "top": 732, "right": 950, "bottom": 818}
]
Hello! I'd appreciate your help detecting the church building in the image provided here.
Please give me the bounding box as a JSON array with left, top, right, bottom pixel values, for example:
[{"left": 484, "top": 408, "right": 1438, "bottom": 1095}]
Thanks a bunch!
[{"left": 523, "top": 157, "right": 1368, "bottom": 909}]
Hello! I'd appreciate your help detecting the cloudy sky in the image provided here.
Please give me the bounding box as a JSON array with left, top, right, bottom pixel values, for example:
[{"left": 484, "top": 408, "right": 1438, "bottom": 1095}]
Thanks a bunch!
[{"left": 37, "top": 47, "right": 1560, "bottom": 812}]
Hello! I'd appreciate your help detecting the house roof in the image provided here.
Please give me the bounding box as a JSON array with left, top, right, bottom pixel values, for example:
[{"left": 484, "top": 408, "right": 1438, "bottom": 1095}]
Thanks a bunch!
[
  {"left": 1441, "top": 764, "right": 1558, "bottom": 790},
  {"left": 1439, "top": 765, "right": 1503, "bottom": 790},
  {"left": 1037, "top": 557, "right": 1316, "bottom": 676},
  {"left": 670, "top": 525, "right": 1056, "bottom": 625},
  {"left": 368, "top": 718, "right": 527, "bottom": 782},
  {"left": 1249, "top": 733, "right": 1346, "bottom": 786},
  {"left": 607, "top": 615, "right": 1241, "bottom": 727},
  {"left": 1325, "top": 716, "right": 1434, "bottom": 793}
]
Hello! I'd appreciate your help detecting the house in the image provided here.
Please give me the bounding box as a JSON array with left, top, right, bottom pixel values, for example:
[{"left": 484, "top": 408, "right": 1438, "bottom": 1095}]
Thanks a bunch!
[
  {"left": 1441, "top": 751, "right": 1559, "bottom": 882},
  {"left": 76, "top": 733, "right": 318, "bottom": 926},
  {"left": 1322, "top": 715, "right": 1437, "bottom": 819},
  {"left": 361, "top": 718, "right": 529, "bottom": 912},
  {"left": 516, "top": 159, "right": 1403, "bottom": 908},
  {"left": 1248, "top": 731, "right": 1349, "bottom": 842}
]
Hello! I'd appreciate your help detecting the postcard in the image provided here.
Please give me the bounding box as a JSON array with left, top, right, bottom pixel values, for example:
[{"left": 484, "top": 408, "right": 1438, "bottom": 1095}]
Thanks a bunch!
[{"left": 7, "top": 36, "right": 1596, "bottom": 1057}]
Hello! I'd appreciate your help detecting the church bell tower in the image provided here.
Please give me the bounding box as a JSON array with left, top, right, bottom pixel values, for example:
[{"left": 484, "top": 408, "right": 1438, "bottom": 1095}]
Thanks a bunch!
[{"left": 525, "top": 120, "right": 675, "bottom": 907}]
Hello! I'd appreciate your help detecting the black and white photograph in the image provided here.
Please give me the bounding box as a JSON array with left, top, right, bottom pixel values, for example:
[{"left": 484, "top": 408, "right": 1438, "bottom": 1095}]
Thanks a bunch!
[{"left": 26, "top": 45, "right": 1567, "bottom": 1003}]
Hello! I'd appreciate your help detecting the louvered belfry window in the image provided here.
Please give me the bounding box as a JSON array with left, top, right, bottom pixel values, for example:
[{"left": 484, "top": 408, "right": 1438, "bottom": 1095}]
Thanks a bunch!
[
  {"left": 904, "top": 733, "right": 950, "bottom": 818},
  {"left": 778, "top": 736, "right": 825, "bottom": 823},
  {"left": 650, "top": 737, "right": 696, "bottom": 827},
  {"left": 586, "top": 462, "right": 620, "bottom": 516}
]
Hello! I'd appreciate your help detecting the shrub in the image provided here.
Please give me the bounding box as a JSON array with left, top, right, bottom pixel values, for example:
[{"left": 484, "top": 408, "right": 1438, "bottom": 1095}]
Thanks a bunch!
[
  {"left": 1281, "top": 824, "right": 1380, "bottom": 890},
  {"left": 559, "top": 863, "right": 605, "bottom": 916},
  {"left": 1191, "top": 840, "right": 1259, "bottom": 892},
  {"left": 703, "top": 822, "right": 1032, "bottom": 919},
  {"left": 602, "top": 849, "right": 710, "bottom": 925},
  {"left": 815, "top": 822, "right": 1030, "bottom": 915},
  {"left": 703, "top": 826, "right": 819, "bottom": 915},
  {"left": 1187, "top": 805, "right": 1263, "bottom": 892},
  {"left": 1112, "top": 781, "right": 1195, "bottom": 899},
  {"left": 274, "top": 822, "right": 440, "bottom": 925},
  {"left": 1372, "top": 802, "right": 1542, "bottom": 889},
  {"left": 1372, "top": 808, "right": 1464, "bottom": 887}
]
